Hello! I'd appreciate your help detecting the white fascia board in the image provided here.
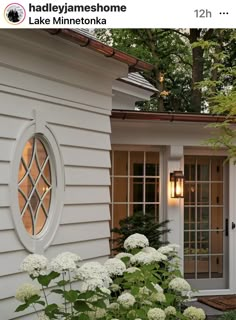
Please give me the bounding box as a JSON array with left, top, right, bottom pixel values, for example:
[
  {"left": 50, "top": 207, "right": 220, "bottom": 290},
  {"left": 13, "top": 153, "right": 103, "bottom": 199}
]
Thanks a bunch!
[{"left": 113, "top": 79, "right": 155, "bottom": 101}]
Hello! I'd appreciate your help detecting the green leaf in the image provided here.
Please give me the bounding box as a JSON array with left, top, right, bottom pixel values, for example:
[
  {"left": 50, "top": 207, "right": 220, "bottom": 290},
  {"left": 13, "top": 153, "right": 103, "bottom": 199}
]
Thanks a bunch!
[
  {"left": 77, "top": 291, "right": 95, "bottom": 300},
  {"left": 74, "top": 301, "right": 92, "bottom": 312},
  {"left": 38, "top": 271, "right": 60, "bottom": 286},
  {"left": 78, "top": 314, "right": 90, "bottom": 320},
  {"left": 90, "top": 299, "right": 106, "bottom": 309},
  {"left": 15, "top": 303, "right": 28, "bottom": 312},
  {"left": 63, "top": 290, "right": 78, "bottom": 302},
  {"left": 51, "top": 289, "right": 64, "bottom": 294},
  {"left": 26, "top": 294, "right": 41, "bottom": 304},
  {"left": 57, "top": 279, "right": 70, "bottom": 287}
]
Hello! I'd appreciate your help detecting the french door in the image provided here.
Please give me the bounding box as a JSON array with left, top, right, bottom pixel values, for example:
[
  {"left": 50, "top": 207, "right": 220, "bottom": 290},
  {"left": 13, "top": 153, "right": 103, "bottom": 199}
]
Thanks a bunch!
[{"left": 184, "top": 156, "right": 229, "bottom": 290}]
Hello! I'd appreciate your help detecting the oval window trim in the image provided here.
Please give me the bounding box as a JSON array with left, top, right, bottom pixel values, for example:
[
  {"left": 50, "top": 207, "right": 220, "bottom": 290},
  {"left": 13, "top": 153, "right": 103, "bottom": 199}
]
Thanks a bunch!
[{"left": 10, "top": 122, "right": 64, "bottom": 253}]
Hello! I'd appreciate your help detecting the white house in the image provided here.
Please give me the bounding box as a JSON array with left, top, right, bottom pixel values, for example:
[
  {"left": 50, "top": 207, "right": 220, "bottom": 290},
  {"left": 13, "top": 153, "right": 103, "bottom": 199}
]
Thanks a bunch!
[
  {"left": 0, "top": 29, "right": 153, "bottom": 319},
  {"left": 0, "top": 28, "right": 235, "bottom": 319}
]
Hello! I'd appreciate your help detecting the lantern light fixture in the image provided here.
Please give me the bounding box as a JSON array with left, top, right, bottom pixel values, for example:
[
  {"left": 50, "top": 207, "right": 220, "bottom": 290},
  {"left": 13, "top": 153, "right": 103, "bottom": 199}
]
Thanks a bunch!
[{"left": 170, "top": 170, "right": 184, "bottom": 198}]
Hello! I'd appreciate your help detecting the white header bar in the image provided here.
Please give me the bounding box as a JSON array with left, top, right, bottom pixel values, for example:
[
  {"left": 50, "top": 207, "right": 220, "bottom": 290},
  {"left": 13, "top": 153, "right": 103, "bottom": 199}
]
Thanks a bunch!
[{"left": 0, "top": 0, "right": 235, "bottom": 28}]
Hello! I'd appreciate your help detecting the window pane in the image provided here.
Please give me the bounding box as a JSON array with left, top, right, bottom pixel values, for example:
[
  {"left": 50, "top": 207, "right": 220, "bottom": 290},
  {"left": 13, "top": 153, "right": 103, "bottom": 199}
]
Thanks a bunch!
[
  {"left": 146, "top": 152, "right": 159, "bottom": 176},
  {"left": 133, "top": 183, "right": 143, "bottom": 202},
  {"left": 145, "top": 183, "right": 155, "bottom": 202},
  {"left": 18, "top": 137, "right": 52, "bottom": 236},
  {"left": 113, "top": 151, "right": 128, "bottom": 176},
  {"left": 113, "top": 178, "right": 128, "bottom": 202},
  {"left": 112, "top": 204, "right": 128, "bottom": 230}
]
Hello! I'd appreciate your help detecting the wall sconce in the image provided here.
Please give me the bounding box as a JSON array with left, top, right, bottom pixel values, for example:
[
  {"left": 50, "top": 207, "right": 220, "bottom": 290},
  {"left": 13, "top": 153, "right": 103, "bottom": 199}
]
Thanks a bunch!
[{"left": 170, "top": 170, "right": 184, "bottom": 198}]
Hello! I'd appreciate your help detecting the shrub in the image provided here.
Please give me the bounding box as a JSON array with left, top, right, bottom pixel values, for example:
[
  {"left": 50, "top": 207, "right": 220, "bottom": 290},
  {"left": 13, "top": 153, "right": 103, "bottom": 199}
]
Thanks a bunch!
[
  {"left": 111, "top": 211, "right": 170, "bottom": 252},
  {"left": 15, "top": 234, "right": 205, "bottom": 320}
]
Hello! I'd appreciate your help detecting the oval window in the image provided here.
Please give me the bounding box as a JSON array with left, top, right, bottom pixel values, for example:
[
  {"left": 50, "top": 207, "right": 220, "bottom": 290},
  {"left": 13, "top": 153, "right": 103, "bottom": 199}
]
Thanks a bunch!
[{"left": 18, "top": 137, "right": 52, "bottom": 236}]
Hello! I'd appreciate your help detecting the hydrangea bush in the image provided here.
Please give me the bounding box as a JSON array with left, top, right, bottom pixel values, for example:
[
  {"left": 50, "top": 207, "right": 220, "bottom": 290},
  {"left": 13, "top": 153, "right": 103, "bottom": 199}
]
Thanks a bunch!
[{"left": 15, "top": 233, "right": 205, "bottom": 320}]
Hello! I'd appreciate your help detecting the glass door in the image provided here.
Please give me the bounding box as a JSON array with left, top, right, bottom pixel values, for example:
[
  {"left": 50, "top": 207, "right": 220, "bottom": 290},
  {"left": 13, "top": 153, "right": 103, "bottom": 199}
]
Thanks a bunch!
[{"left": 184, "top": 156, "right": 228, "bottom": 290}]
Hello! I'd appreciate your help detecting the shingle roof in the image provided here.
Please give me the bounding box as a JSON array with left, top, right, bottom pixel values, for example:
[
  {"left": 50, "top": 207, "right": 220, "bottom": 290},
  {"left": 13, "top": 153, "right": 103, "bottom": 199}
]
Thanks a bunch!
[{"left": 119, "top": 72, "right": 158, "bottom": 93}]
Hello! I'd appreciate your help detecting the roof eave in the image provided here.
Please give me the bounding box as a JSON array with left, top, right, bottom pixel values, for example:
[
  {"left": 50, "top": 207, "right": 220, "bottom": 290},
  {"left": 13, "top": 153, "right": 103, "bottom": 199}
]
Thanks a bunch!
[{"left": 45, "top": 29, "right": 154, "bottom": 72}]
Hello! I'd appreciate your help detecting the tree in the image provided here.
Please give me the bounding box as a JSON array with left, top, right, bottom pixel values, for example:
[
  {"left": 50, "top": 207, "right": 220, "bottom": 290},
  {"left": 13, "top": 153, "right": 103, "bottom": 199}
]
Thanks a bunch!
[
  {"left": 96, "top": 29, "right": 236, "bottom": 113},
  {"left": 201, "top": 31, "right": 236, "bottom": 155}
]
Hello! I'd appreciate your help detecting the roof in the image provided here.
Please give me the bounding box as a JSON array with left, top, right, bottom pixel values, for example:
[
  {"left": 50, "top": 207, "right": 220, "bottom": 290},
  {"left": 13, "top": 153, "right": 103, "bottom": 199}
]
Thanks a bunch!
[
  {"left": 111, "top": 110, "right": 228, "bottom": 123},
  {"left": 118, "top": 72, "right": 158, "bottom": 93},
  {"left": 46, "top": 29, "right": 153, "bottom": 72}
]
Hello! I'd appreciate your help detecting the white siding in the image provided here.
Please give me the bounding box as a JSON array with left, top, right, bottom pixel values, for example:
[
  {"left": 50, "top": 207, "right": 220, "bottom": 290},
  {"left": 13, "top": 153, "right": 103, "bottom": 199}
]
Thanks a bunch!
[{"left": 0, "top": 30, "right": 126, "bottom": 319}]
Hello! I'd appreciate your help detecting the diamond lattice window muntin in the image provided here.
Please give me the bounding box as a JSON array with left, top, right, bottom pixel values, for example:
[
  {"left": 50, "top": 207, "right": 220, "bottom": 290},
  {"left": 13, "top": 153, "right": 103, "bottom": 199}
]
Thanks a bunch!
[{"left": 18, "top": 136, "right": 52, "bottom": 236}]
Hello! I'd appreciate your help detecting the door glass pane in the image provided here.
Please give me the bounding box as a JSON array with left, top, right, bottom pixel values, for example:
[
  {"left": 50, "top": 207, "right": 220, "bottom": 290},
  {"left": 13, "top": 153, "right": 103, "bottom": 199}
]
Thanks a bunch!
[
  {"left": 211, "top": 183, "right": 223, "bottom": 205},
  {"left": 197, "top": 207, "right": 209, "bottom": 230},
  {"left": 184, "top": 256, "right": 195, "bottom": 279},
  {"left": 211, "top": 207, "right": 223, "bottom": 229},
  {"left": 197, "top": 183, "right": 209, "bottom": 205},
  {"left": 197, "top": 161, "right": 209, "bottom": 181},
  {"left": 211, "top": 231, "right": 223, "bottom": 254},
  {"left": 184, "top": 183, "right": 195, "bottom": 205},
  {"left": 197, "top": 256, "right": 209, "bottom": 278},
  {"left": 211, "top": 256, "right": 223, "bottom": 278}
]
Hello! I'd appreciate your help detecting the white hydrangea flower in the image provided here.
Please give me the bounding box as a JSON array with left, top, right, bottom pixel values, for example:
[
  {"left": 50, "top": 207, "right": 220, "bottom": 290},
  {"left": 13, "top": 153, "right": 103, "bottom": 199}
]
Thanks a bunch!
[
  {"left": 139, "top": 286, "right": 150, "bottom": 295},
  {"left": 130, "top": 252, "right": 154, "bottom": 265},
  {"left": 143, "top": 300, "right": 153, "bottom": 306},
  {"left": 48, "top": 252, "right": 81, "bottom": 273},
  {"left": 151, "top": 251, "right": 168, "bottom": 262},
  {"left": 150, "top": 292, "right": 166, "bottom": 303},
  {"left": 20, "top": 254, "right": 48, "bottom": 277},
  {"left": 183, "top": 306, "right": 206, "bottom": 320},
  {"left": 142, "top": 246, "right": 157, "bottom": 253},
  {"left": 158, "top": 244, "right": 179, "bottom": 255},
  {"left": 153, "top": 283, "right": 164, "bottom": 293},
  {"left": 104, "top": 258, "right": 126, "bottom": 277},
  {"left": 87, "top": 308, "right": 106, "bottom": 319},
  {"left": 110, "top": 283, "right": 120, "bottom": 292},
  {"left": 81, "top": 278, "right": 104, "bottom": 292},
  {"left": 169, "top": 277, "right": 191, "bottom": 293},
  {"left": 115, "top": 252, "right": 133, "bottom": 259},
  {"left": 38, "top": 313, "right": 50, "bottom": 320},
  {"left": 124, "top": 233, "right": 149, "bottom": 250},
  {"left": 100, "top": 287, "right": 111, "bottom": 295},
  {"left": 108, "top": 302, "right": 120, "bottom": 310},
  {"left": 117, "top": 292, "right": 136, "bottom": 308},
  {"left": 164, "top": 306, "right": 176, "bottom": 316},
  {"left": 15, "top": 283, "right": 40, "bottom": 302},
  {"left": 147, "top": 308, "right": 166, "bottom": 320},
  {"left": 76, "top": 262, "right": 111, "bottom": 288},
  {"left": 125, "top": 267, "right": 141, "bottom": 273}
]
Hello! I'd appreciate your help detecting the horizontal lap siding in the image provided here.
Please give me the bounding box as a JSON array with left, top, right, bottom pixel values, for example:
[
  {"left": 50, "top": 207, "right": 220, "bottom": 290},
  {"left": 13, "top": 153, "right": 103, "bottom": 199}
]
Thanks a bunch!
[{"left": 0, "top": 65, "right": 112, "bottom": 319}]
